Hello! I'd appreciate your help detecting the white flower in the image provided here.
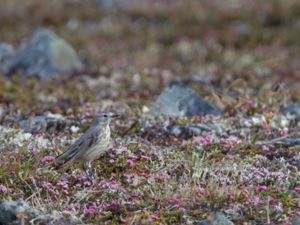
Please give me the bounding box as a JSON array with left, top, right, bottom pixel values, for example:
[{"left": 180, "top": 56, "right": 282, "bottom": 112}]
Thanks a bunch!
[
  {"left": 70, "top": 126, "right": 79, "bottom": 133},
  {"left": 23, "top": 133, "right": 32, "bottom": 141},
  {"left": 142, "top": 105, "right": 150, "bottom": 113},
  {"left": 252, "top": 115, "right": 266, "bottom": 126}
]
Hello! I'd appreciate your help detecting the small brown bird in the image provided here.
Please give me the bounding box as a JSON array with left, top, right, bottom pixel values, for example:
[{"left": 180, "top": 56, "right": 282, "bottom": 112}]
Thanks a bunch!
[{"left": 53, "top": 112, "right": 119, "bottom": 180}]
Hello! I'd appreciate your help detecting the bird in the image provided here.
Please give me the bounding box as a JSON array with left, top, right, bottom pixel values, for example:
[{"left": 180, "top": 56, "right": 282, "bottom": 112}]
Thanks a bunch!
[{"left": 52, "top": 112, "right": 119, "bottom": 180}]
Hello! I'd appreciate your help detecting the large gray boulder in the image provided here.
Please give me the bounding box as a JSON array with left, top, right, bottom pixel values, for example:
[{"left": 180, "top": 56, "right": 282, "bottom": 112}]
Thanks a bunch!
[
  {"left": 149, "top": 81, "right": 221, "bottom": 117},
  {"left": 3, "top": 29, "right": 83, "bottom": 79},
  {"left": 197, "top": 212, "right": 234, "bottom": 225}
]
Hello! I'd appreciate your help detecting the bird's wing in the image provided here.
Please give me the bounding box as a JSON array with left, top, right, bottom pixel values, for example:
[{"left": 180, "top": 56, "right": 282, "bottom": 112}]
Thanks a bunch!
[{"left": 54, "top": 125, "right": 102, "bottom": 167}]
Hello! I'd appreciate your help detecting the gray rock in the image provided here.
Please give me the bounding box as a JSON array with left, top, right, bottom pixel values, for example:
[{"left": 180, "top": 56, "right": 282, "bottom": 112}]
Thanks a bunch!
[
  {"left": 283, "top": 103, "right": 300, "bottom": 119},
  {"left": 149, "top": 81, "right": 221, "bottom": 117},
  {"left": 256, "top": 137, "right": 300, "bottom": 146},
  {"left": 0, "top": 200, "right": 41, "bottom": 225},
  {"left": 0, "top": 43, "right": 15, "bottom": 75},
  {"left": 97, "top": 0, "right": 141, "bottom": 12},
  {"left": 20, "top": 114, "right": 65, "bottom": 134},
  {"left": 5, "top": 28, "right": 83, "bottom": 79},
  {"left": 168, "top": 123, "right": 223, "bottom": 138},
  {"left": 292, "top": 217, "right": 300, "bottom": 225},
  {"left": 197, "top": 212, "right": 234, "bottom": 225}
]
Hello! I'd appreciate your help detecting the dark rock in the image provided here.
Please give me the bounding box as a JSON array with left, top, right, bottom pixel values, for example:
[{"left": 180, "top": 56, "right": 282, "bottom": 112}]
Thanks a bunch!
[
  {"left": 256, "top": 137, "right": 300, "bottom": 147},
  {"left": 197, "top": 212, "right": 234, "bottom": 225},
  {"left": 0, "top": 43, "right": 14, "bottom": 75},
  {"left": 0, "top": 200, "right": 40, "bottom": 225},
  {"left": 283, "top": 103, "right": 300, "bottom": 119},
  {"left": 149, "top": 81, "right": 221, "bottom": 117},
  {"left": 168, "top": 123, "right": 223, "bottom": 138},
  {"left": 4, "top": 29, "right": 83, "bottom": 79},
  {"left": 292, "top": 217, "right": 300, "bottom": 225},
  {"left": 20, "top": 114, "right": 65, "bottom": 134}
]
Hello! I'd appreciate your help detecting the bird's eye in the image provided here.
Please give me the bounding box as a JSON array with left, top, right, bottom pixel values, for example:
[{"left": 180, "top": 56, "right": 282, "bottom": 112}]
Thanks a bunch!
[{"left": 103, "top": 114, "right": 107, "bottom": 117}]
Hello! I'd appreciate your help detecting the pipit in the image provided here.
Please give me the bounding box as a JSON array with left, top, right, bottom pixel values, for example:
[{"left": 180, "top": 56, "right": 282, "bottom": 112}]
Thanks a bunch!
[{"left": 53, "top": 112, "right": 119, "bottom": 180}]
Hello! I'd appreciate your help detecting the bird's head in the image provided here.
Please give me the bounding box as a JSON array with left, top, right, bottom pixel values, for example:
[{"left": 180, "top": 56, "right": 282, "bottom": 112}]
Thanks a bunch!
[{"left": 94, "top": 112, "right": 120, "bottom": 125}]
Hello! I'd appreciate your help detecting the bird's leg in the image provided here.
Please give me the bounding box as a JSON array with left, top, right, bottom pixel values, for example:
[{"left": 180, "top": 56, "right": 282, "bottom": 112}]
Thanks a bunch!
[{"left": 83, "top": 162, "right": 95, "bottom": 181}]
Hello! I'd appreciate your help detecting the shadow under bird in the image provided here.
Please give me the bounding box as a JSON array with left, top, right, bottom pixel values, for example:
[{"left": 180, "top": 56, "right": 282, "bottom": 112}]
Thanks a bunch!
[{"left": 53, "top": 112, "right": 119, "bottom": 180}]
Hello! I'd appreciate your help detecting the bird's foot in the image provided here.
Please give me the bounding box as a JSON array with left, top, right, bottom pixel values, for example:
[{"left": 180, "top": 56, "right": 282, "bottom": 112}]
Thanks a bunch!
[
  {"left": 85, "top": 168, "right": 96, "bottom": 182},
  {"left": 84, "top": 162, "right": 97, "bottom": 182}
]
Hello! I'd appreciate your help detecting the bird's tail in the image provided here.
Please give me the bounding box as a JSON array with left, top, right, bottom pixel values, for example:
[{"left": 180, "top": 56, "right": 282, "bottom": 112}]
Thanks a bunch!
[{"left": 51, "top": 147, "right": 79, "bottom": 169}]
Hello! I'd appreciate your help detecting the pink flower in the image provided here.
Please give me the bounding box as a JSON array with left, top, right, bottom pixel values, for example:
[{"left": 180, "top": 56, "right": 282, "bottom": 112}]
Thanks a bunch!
[
  {"left": 104, "top": 180, "right": 118, "bottom": 189},
  {"left": 65, "top": 204, "right": 75, "bottom": 212},
  {"left": 143, "top": 210, "right": 150, "bottom": 217},
  {"left": 179, "top": 207, "right": 186, "bottom": 213},
  {"left": 150, "top": 214, "right": 159, "bottom": 221},
  {"left": 280, "top": 129, "right": 289, "bottom": 136},
  {"left": 141, "top": 155, "right": 150, "bottom": 160},
  {"left": 294, "top": 186, "right": 300, "bottom": 193},
  {"left": 268, "top": 196, "right": 275, "bottom": 204},
  {"left": 193, "top": 135, "right": 213, "bottom": 145},
  {"left": 196, "top": 187, "right": 205, "bottom": 196},
  {"left": 41, "top": 156, "right": 55, "bottom": 163},
  {"left": 140, "top": 171, "right": 149, "bottom": 177},
  {"left": 127, "top": 159, "right": 134, "bottom": 167},
  {"left": 41, "top": 181, "right": 58, "bottom": 195},
  {"left": 57, "top": 180, "right": 68, "bottom": 189},
  {"left": 0, "top": 184, "right": 10, "bottom": 193},
  {"left": 155, "top": 172, "right": 170, "bottom": 181},
  {"left": 256, "top": 185, "right": 267, "bottom": 191},
  {"left": 83, "top": 207, "right": 97, "bottom": 215},
  {"left": 227, "top": 192, "right": 234, "bottom": 199},
  {"left": 249, "top": 196, "right": 260, "bottom": 205}
]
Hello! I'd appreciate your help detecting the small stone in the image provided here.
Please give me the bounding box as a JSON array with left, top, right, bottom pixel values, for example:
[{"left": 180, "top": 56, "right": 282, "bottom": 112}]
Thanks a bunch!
[
  {"left": 149, "top": 80, "right": 221, "bottom": 117},
  {"left": 197, "top": 212, "right": 234, "bottom": 225},
  {"left": 19, "top": 114, "right": 65, "bottom": 134},
  {"left": 168, "top": 123, "right": 223, "bottom": 138},
  {"left": 283, "top": 103, "right": 300, "bottom": 119},
  {"left": 292, "top": 217, "right": 300, "bottom": 225}
]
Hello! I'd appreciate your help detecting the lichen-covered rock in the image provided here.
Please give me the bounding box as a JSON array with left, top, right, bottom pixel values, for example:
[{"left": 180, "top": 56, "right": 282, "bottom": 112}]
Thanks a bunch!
[
  {"left": 197, "top": 212, "right": 234, "bottom": 225},
  {"left": 149, "top": 80, "right": 221, "bottom": 117},
  {"left": 0, "top": 200, "right": 41, "bottom": 225},
  {"left": 4, "top": 29, "right": 83, "bottom": 79}
]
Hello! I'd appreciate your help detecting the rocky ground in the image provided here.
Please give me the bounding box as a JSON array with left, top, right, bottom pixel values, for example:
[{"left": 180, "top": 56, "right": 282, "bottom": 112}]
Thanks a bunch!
[{"left": 0, "top": 0, "right": 300, "bottom": 224}]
